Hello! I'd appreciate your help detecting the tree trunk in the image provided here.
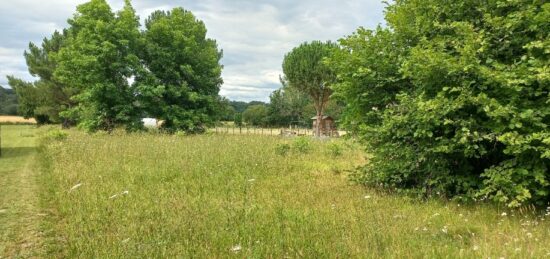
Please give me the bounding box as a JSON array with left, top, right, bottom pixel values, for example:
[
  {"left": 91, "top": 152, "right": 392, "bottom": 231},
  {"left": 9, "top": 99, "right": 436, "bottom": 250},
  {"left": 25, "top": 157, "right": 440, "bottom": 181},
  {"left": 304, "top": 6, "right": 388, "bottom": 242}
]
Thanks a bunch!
[{"left": 316, "top": 109, "right": 322, "bottom": 137}]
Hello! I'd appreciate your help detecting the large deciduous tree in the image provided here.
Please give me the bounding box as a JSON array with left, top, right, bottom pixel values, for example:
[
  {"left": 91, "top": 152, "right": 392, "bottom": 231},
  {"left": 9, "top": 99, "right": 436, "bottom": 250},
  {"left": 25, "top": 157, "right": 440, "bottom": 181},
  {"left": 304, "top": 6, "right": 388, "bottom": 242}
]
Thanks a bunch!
[
  {"left": 282, "top": 41, "right": 338, "bottom": 136},
  {"left": 54, "top": 0, "right": 142, "bottom": 132},
  {"left": 136, "top": 8, "right": 223, "bottom": 133}
]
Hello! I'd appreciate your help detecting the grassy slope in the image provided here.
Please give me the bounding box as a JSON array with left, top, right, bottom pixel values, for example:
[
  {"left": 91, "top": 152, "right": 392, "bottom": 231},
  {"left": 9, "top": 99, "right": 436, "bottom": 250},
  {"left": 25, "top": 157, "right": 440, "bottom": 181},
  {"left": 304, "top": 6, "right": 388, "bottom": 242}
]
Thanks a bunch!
[
  {"left": 38, "top": 131, "right": 550, "bottom": 258},
  {"left": 0, "top": 125, "right": 43, "bottom": 257}
]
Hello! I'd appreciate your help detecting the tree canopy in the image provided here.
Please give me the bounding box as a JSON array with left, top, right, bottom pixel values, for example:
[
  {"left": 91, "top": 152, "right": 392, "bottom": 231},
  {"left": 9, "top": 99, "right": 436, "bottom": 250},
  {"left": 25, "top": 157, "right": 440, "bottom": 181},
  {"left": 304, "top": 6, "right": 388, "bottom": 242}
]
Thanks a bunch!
[
  {"left": 8, "top": 0, "right": 223, "bottom": 133},
  {"left": 0, "top": 87, "right": 18, "bottom": 115},
  {"left": 329, "top": 0, "right": 550, "bottom": 207},
  {"left": 282, "top": 41, "right": 339, "bottom": 136}
]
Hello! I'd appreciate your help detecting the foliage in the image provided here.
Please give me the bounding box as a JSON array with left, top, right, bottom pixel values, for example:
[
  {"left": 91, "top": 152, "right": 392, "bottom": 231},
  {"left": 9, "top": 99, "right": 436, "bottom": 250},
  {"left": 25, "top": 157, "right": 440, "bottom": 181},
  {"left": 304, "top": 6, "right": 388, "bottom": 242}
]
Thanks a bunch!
[
  {"left": 0, "top": 87, "right": 18, "bottom": 115},
  {"left": 275, "top": 143, "right": 291, "bottom": 156},
  {"left": 54, "top": 0, "right": 142, "bottom": 132},
  {"left": 233, "top": 112, "right": 243, "bottom": 126},
  {"left": 267, "top": 82, "right": 311, "bottom": 126},
  {"left": 330, "top": 0, "right": 550, "bottom": 207},
  {"left": 136, "top": 7, "right": 223, "bottom": 133},
  {"left": 293, "top": 136, "right": 312, "bottom": 153},
  {"left": 7, "top": 0, "right": 223, "bottom": 133},
  {"left": 283, "top": 41, "right": 339, "bottom": 136},
  {"left": 45, "top": 129, "right": 69, "bottom": 141},
  {"left": 8, "top": 31, "right": 76, "bottom": 125},
  {"left": 242, "top": 104, "right": 268, "bottom": 126},
  {"left": 327, "top": 142, "right": 343, "bottom": 157}
]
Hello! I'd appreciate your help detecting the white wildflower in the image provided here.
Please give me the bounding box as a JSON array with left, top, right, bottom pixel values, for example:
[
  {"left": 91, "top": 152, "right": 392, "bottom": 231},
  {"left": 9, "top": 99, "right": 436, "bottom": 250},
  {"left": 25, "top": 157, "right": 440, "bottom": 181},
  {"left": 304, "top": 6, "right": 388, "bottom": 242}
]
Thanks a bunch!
[
  {"left": 526, "top": 232, "right": 533, "bottom": 238},
  {"left": 231, "top": 245, "right": 242, "bottom": 253},
  {"left": 364, "top": 195, "right": 372, "bottom": 199},
  {"left": 473, "top": 245, "right": 479, "bottom": 251},
  {"left": 501, "top": 212, "right": 507, "bottom": 216}
]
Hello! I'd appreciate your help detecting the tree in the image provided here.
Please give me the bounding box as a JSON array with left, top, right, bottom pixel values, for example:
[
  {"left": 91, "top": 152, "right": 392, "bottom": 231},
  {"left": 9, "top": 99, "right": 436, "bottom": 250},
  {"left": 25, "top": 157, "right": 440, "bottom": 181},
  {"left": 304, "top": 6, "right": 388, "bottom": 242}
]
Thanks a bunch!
[
  {"left": 242, "top": 104, "right": 268, "bottom": 126},
  {"left": 282, "top": 41, "right": 338, "bottom": 136},
  {"left": 267, "top": 83, "right": 311, "bottom": 126},
  {"left": 330, "top": 0, "right": 550, "bottom": 207},
  {"left": 136, "top": 7, "right": 223, "bottom": 133},
  {"left": 0, "top": 87, "right": 18, "bottom": 115},
  {"left": 54, "top": 0, "right": 142, "bottom": 132},
  {"left": 8, "top": 31, "right": 76, "bottom": 125}
]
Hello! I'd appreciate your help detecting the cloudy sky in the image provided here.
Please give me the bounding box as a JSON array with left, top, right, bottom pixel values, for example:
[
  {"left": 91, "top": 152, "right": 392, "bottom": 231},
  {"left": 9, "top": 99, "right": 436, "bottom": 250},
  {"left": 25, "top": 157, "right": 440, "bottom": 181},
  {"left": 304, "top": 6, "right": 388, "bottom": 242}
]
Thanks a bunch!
[{"left": 0, "top": 0, "right": 386, "bottom": 102}]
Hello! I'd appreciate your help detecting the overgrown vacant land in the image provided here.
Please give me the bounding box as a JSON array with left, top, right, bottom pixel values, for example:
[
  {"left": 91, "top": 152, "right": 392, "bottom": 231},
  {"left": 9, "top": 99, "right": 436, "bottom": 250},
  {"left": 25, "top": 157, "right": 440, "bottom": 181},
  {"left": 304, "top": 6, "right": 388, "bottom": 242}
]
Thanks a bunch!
[{"left": 0, "top": 126, "right": 538, "bottom": 258}]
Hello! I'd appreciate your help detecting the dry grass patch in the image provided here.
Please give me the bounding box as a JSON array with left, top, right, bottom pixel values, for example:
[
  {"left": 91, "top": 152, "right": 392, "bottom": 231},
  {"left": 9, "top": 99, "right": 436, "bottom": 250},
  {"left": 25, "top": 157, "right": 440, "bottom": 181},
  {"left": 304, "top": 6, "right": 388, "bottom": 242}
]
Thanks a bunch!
[{"left": 0, "top": 116, "right": 36, "bottom": 124}]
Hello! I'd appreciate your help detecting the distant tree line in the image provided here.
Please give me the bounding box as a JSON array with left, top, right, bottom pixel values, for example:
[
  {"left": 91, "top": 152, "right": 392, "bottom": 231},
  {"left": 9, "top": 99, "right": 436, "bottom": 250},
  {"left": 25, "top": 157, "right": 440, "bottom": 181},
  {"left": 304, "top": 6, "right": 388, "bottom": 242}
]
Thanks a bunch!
[
  {"left": 217, "top": 84, "right": 343, "bottom": 128},
  {"left": 8, "top": 0, "right": 222, "bottom": 133},
  {"left": 0, "top": 87, "right": 18, "bottom": 115}
]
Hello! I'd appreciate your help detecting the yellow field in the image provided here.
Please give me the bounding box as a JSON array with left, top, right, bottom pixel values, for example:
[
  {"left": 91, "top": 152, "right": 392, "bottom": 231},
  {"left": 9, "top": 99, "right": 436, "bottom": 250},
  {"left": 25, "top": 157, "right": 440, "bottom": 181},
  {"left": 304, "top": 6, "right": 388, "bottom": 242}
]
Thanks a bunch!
[{"left": 0, "top": 116, "right": 36, "bottom": 124}]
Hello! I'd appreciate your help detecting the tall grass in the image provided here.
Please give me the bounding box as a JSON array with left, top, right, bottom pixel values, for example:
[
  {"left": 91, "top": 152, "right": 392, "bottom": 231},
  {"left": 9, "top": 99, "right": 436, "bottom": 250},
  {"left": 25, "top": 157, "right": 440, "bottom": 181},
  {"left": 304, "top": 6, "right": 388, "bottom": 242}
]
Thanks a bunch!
[{"left": 38, "top": 131, "right": 550, "bottom": 258}]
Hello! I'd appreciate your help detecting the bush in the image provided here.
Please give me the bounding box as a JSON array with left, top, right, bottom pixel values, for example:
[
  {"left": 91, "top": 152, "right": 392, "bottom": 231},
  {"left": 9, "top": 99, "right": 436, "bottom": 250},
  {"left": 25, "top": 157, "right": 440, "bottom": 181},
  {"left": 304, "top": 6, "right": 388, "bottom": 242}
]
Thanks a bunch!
[
  {"left": 327, "top": 142, "right": 343, "bottom": 157},
  {"left": 275, "top": 143, "right": 291, "bottom": 156},
  {"left": 293, "top": 137, "right": 311, "bottom": 153},
  {"left": 330, "top": 0, "right": 550, "bottom": 207},
  {"left": 46, "top": 129, "right": 68, "bottom": 141}
]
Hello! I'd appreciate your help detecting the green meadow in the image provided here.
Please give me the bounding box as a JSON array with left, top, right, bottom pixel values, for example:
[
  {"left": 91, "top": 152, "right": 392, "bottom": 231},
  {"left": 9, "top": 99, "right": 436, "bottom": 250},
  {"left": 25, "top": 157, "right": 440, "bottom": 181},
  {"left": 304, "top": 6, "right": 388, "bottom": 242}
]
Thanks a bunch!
[{"left": 1, "top": 125, "right": 550, "bottom": 258}]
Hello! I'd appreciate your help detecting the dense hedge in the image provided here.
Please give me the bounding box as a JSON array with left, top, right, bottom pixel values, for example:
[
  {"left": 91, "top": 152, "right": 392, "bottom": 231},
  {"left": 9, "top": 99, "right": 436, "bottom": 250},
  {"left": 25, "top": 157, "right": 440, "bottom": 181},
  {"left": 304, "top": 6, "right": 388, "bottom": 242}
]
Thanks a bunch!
[{"left": 330, "top": 0, "right": 549, "bottom": 207}]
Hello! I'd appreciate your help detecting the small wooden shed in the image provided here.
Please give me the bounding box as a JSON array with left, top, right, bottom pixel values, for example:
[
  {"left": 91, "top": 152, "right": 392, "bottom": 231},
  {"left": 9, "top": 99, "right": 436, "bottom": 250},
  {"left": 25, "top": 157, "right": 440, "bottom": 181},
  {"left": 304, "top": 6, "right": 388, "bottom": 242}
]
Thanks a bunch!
[{"left": 311, "top": 115, "right": 337, "bottom": 136}]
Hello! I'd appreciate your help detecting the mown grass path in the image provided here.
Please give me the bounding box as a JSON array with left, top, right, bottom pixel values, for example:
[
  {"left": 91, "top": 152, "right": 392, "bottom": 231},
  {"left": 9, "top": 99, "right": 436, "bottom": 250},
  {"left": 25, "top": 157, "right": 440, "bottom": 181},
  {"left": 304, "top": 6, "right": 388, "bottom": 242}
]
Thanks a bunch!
[{"left": 0, "top": 125, "right": 42, "bottom": 258}]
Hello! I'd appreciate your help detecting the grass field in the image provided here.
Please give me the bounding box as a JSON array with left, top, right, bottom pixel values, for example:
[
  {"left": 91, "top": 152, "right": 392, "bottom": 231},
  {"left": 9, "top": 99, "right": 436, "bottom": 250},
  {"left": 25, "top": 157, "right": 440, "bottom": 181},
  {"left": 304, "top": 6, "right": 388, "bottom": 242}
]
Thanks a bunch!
[
  {"left": 0, "top": 116, "right": 36, "bottom": 124},
  {"left": 0, "top": 125, "right": 43, "bottom": 257},
  {"left": 2, "top": 125, "right": 550, "bottom": 257}
]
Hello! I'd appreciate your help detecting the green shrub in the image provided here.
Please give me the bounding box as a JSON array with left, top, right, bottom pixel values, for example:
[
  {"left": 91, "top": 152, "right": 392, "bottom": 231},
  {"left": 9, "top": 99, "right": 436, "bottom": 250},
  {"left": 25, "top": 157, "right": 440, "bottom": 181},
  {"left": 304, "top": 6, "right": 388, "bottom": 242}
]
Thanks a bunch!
[
  {"left": 175, "top": 130, "right": 187, "bottom": 137},
  {"left": 275, "top": 143, "right": 291, "bottom": 156},
  {"left": 46, "top": 129, "right": 68, "bottom": 141},
  {"left": 293, "top": 137, "right": 312, "bottom": 153},
  {"left": 330, "top": 0, "right": 550, "bottom": 207},
  {"left": 327, "top": 142, "right": 343, "bottom": 157}
]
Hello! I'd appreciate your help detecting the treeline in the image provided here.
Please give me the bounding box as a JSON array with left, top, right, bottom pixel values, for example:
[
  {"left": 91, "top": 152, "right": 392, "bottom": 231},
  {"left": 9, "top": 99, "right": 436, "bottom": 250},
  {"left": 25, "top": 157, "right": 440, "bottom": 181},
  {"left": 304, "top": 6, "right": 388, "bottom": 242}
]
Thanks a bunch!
[
  {"left": 8, "top": 0, "right": 222, "bottom": 132},
  {"left": 218, "top": 86, "right": 342, "bottom": 127},
  {"left": 328, "top": 0, "right": 549, "bottom": 207},
  {"left": 0, "top": 87, "right": 18, "bottom": 115}
]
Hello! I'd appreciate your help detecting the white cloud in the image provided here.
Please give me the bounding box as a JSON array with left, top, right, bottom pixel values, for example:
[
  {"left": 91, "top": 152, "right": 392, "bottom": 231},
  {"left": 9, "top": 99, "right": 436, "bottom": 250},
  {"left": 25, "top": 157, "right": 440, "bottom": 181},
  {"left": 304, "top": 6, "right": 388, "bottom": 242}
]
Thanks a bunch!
[{"left": 0, "top": 0, "right": 386, "bottom": 101}]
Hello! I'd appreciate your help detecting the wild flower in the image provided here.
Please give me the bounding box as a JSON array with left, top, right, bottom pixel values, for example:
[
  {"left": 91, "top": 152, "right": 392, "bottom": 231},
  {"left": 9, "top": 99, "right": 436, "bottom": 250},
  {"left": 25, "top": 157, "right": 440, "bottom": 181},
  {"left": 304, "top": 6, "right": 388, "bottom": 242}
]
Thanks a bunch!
[
  {"left": 231, "top": 245, "right": 242, "bottom": 253},
  {"left": 68, "top": 183, "right": 83, "bottom": 192},
  {"left": 364, "top": 195, "right": 371, "bottom": 199},
  {"left": 501, "top": 212, "right": 507, "bottom": 216},
  {"left": 473, "top": 245, "right": 479, "bottom": 251}
]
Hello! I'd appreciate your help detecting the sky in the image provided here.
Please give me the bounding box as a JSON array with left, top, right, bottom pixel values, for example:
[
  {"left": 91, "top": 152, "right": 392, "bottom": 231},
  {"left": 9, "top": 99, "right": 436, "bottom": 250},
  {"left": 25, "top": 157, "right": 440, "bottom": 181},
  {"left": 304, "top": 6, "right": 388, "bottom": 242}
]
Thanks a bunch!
[{"left": 0, "top": 0, "right": 386, "bottom": 102}]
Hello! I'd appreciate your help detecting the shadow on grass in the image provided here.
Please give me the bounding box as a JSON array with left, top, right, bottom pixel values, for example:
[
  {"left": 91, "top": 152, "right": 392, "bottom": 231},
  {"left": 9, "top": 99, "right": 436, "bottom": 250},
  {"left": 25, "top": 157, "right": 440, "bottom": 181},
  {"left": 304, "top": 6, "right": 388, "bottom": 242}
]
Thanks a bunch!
[{"left": 0, "top": 147, "right": 36, "bottom": 159}]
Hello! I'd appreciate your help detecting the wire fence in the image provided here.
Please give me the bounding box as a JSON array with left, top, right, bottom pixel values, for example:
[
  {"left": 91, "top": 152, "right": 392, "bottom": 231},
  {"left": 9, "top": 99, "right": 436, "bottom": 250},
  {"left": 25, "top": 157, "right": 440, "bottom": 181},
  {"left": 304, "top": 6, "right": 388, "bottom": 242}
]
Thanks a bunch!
[{"left": 209, "top": 126, "right": 345, "bottom": 137}]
